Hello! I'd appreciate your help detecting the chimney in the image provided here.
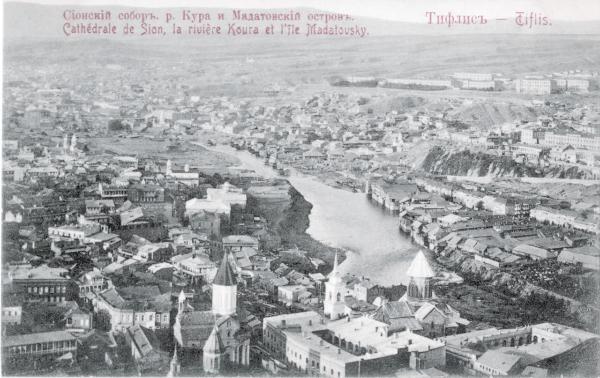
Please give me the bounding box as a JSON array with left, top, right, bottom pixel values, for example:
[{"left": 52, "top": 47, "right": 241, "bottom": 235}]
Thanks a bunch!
[
  {"left": 281, "top": 319, "right": 286, "bottom": 327},
  {"left": 337, "top": 348, "right": 341, "bottom": 354},
  {"left": 308, "top": 320, "right": 313, "bottom": 326}
]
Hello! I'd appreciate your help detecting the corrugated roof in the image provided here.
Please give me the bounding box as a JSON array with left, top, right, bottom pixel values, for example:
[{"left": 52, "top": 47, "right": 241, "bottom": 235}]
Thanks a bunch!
[{"left": 4, "top": 330, "right": 75, "bottom": 347}]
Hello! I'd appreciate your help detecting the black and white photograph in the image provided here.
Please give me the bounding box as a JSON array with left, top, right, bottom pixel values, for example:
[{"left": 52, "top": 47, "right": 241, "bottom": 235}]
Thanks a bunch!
[{"left": 1, "top": 0, "right": 600, "bottom": 376}]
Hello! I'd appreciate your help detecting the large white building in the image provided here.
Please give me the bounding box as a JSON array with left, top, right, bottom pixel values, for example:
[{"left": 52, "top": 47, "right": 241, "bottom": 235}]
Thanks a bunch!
[
  {"left": 206, "top": 182, "right": 247, "bottom": 208},
  {"left": 515, "top": 79, "right": 555, "bottom": 95}
]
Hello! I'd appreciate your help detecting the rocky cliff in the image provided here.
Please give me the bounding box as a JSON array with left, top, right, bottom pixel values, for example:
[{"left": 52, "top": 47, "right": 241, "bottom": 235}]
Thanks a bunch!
[{"left": 421, "top": 146, "right": 590, "bottom": 178}]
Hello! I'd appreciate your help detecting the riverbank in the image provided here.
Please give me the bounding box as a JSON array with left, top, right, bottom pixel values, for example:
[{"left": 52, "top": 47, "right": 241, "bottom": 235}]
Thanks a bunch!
[
  {"left": 244, "top": 180, "right": 346, "bottom": 273},
  {"left": 274, "top": 184, "right": 407, "bottom": 298},
  {"left": 277, "top": 185, "right": 346, "bottom": 267}
]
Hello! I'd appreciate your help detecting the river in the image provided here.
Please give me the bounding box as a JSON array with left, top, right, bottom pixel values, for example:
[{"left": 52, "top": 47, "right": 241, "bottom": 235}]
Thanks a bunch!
[{"left": 198, "top": 143, "right": 419, "bottom": 286}]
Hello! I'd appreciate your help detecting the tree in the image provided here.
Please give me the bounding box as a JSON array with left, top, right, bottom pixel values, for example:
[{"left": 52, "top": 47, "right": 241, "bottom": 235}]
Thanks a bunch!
[
  {"left": 94, "top": 309, "right": 112, "bottom": 332},
  {"left": 476, "top": 201, "right": 484, "bottom": 210},
  {"left": 108, "top": 119, "right": 129, "bottom": 132}
]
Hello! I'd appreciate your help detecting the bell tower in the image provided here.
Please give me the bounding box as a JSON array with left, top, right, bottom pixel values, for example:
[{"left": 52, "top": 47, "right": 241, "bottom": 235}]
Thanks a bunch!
[
  {"left": 324, "top": 252, "right": 346, "bottom": 319},
  {"left": 212, "top": 253, "right": 237, "bottom": 317},
  {"left": 405, "top": 251, "right": 434, "bottom": 302}
]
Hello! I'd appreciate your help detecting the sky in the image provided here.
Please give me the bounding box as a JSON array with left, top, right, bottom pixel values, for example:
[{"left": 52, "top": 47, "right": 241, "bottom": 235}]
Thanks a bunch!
[{"left": 5, "top": 0, "right": 600, "bottom": 22}]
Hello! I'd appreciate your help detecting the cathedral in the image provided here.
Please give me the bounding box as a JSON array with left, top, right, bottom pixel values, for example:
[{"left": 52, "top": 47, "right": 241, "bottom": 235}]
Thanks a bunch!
[
  {"left": 173, "top": 253, "right": 251, "bottom": 374},
  {"left": 375, "top": 250, "right": 469, "bottom": 338},
  {"left": 324, "top": 250, "right": 469, "bottom": 338}
]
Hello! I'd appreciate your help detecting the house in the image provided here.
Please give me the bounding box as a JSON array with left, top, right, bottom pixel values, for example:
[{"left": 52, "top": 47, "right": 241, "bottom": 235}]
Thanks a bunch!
[
  {"left": 171, "top": 251, "right": 218, "bottom": 285},
  {"left": 85, "top": 199, "right": 115, "bottom": 215},
  {"left": 92, "top": 287, "right": 171, "bottom": 332},
  {"left": 77, "top": 268, "right": 113, "bottom": 295},
  {"left": 66, "top": 308, "right": 93, "bottom": 332},
  {"left": 2, "top": 305, "right": 23, "bottom": 325},
  {"left": 8, "top": 264, "right": 71, "bottom": 303},
  {"left": 474, "top": 350, "right": 522, "bottom": 376},
  {"left": 278, "top": 285, "right": 307, "bottom": 304},
  {"left": 222, "top": 235, "right": 259, "bottom": 252},
  {"left": 3, "top": 331, "right": 77, "bottom": 372},
  {"left": 513, "top": 244, "right": 557, "bottom": 260},
  {"left": 126, "top": 324, "right": 170, "bottom": 375},
  {"left": 127, "top": 184, "right": 165, "bottom": 203},
  {"left": 558, "top": 246, "right": 600, "bottom": 270}
]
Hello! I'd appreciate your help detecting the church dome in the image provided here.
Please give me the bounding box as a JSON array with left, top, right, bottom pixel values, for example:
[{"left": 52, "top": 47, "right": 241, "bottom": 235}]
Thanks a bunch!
[
  {"left": 406, "top": 251, "right": 434, "bottom": 278},
  {"left": 213, "top": 253, "right": 237, "bottom": 286}
]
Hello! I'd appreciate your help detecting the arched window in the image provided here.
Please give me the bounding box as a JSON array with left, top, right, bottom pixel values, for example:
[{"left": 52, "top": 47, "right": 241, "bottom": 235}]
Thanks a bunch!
[{"left": 510, "top": 338, "right": 515, "bottom": 347}]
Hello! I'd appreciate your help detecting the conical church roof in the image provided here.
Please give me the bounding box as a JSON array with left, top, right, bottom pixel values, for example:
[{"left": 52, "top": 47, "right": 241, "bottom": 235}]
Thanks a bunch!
[
  {"left": 406, "top": 250, "right": 434, "bottom": 278},
  {"left": 203, "top": 324, "right": 224, "bottom": 354},
  {"left": 213, "top": 252, "right": 237, "bottom": 286}
]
